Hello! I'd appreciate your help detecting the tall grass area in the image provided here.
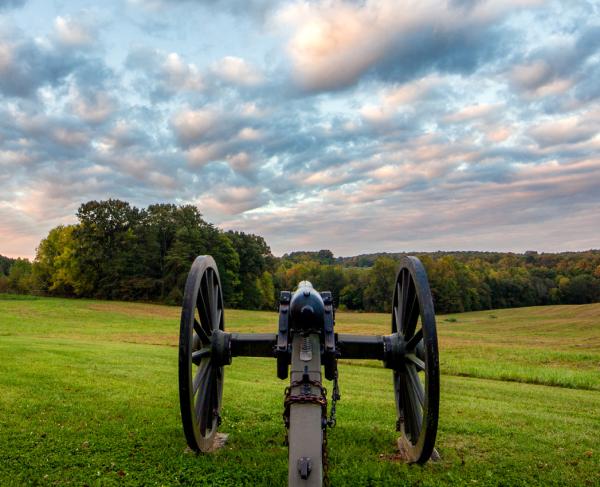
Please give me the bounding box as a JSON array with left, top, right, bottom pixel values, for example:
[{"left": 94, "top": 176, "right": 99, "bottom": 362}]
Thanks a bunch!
[{"left": 0, "top": 295, "right": 598, "bottom": 485}]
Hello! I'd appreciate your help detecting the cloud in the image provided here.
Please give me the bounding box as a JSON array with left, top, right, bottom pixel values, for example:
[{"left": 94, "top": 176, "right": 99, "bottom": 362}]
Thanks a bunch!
[
  {"left": 211, "top": 56, "right": 264, "bottom": 87},
  {"left": 69, "top": 88, "right": 116, "bottom": 124},
  {"left": 0, "top": 30, "right": 84, "bottom": 98},
  {"left": 197, "top": 184, "right": 267, "bottom": 216},
  {"left": 54, "top": 15, "right": 96, "bottom": 47},
  {"left": 509, "top": 23, "right": 600, "bottom": 103},
  {"left": 226, "top": 153, "right": 600, "bottom": 255},
  {"left": 277, "top": 0, "right": 543, "bottom": 92},
  {"left": 125, "top": 47, "right": 204, "bottom": 100},
  {"left": 444, "top": 103, "right": 502, "bottom": 123},
  {"left": 171, "top": 108, "right": 224, "bottom": 147},
  {"left": 528, "top": 114, "right": 598, "bottom": 148},
  {"left": 0, "top": 0, "right": 26, "bottom": 11},
  {"left": 128, "top": 0, "right": 274, "bottom": 19},
  {"left": 1, "top": 0, "right": 600, "bottom": 260},
  {"left": 161, "top": 52, "right": 204, "bottom": 91}
]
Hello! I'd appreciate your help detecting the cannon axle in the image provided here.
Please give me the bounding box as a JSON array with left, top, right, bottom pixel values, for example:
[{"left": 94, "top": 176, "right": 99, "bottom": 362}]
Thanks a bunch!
[{"left": 208, "top": 331, "right": 421, "bottom": 368}]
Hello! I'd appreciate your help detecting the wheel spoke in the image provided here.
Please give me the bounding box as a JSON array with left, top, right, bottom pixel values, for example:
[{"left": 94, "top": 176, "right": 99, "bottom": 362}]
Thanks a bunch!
[
  {"left": 406, "top": 283, "right": 419, "bottom": 336},
  {"left": 406, "top": 353, "right": 425, "bottom": 371},
  {"left": 197, "top": 283, "right": 212, "bottom": 332},
  {"left": 406, "top": 363, "right": 425, "bottom": 407},
  {"left": 405, "top": 373, "right": 423, "bottom": 443},
  {"left": 401, "top": 270, "right": 409, "bottom": 329},
  {"left": 399, "top": 373, "right": 416, "bottom": 441},
  {"left": 211, "top": 281, "right": 219, "bottom": 329},
  {"left": 194, "top": 319, "right": 210, "bottom": 344},
  {"left": 193, "top": 360, "right": 211, "bottom": 394},
  {"left": 197, "top": 365, "right": 213, "bottom": 435},
  {"left": 396, "top": 281, "right": 404, "bottom": 331},
  {"left": 192, "top": 347, "right": 211, "bottom": 365},
  {"left": 206, "top": 270, "right": 215, "bottom": 325},
  {"left": 406, "top": 328, "right": 423, "bottom": 351},
  {"left": 210, "top": 367, "right": 219, "bottom": 414},
  {"left": 397, "top": 373, "right": 407, "bottom": 434},
  {"left": 394, "top": 372, "right": 402, "bottom": 420},
  {"left": 215, "top": 308, "right": 222, "bottom": 331},
  {"left": 201, "top": 367, "right": 215, "bottom": 435}
]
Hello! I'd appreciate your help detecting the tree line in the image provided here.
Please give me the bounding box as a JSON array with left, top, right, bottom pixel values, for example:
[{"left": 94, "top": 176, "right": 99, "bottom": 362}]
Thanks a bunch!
[{"left": 1, "top": 199, "right": 599, "bottom": 314}]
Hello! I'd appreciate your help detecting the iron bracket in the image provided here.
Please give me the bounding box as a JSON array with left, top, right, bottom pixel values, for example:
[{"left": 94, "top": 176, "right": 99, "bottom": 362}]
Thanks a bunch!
[{"left": 276, "top": 291, "right": 291, "bottom": 379}]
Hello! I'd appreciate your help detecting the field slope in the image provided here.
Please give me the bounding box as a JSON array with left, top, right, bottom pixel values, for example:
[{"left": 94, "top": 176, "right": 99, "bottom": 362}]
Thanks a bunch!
[{"left": 0, "top": 295, "right": 599, "bottom": 486}]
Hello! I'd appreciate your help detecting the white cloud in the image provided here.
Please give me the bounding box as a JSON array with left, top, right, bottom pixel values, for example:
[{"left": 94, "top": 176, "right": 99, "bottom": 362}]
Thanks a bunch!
[
  {"left": 211, "top": 56, "right": 264, "bottom": 87},
  {"left": 54, "top": 16, "right": 95, "bottom": 47},
  {"left": 529, "top": 114, "right": 598, "bottom": 147},
  {"left": 162, "top": 52, "right": 204, "bottom": 92},
  {"left": 171, "top": 108, "right": 220, "bottom": 145},
  {"left": 444, "top": 103, "right": 501, "bottom": 123},
  {"left": 70, "top": 89, "right": 115, "bottom": 124},
  {"left": 0, "top": 41, "right": 13, "bottom": 72},
  {"left": 276, "top": 0, "right": 543, "bottom": 91}
]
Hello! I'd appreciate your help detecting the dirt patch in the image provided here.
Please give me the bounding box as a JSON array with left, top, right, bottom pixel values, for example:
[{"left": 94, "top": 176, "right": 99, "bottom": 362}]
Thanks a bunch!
[
  {"left": 183, "top": 433, "right": 229, "bottom": 453},
  {"left": 379, "top": 440, "right": 440, "bottom": 463}
]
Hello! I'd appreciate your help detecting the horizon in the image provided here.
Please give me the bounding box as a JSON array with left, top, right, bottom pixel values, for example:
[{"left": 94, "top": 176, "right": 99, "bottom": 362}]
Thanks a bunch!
[
  {"left": 1, "top": 1, "right": 599, "bottom": 260},
  {"left": 2, "top": 230, "right": 600, "bottom": 262}
]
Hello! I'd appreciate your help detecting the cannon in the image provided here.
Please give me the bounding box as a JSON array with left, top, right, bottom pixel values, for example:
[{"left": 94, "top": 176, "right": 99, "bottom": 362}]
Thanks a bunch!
[{"left": 178, "top": 255, "right": 440, "bottom": 486}]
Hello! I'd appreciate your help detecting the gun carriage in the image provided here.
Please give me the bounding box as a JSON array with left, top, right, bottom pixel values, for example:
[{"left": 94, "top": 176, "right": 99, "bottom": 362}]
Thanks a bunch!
[{"left": 178, "top": 255, "right": 440, "bottom": 486}]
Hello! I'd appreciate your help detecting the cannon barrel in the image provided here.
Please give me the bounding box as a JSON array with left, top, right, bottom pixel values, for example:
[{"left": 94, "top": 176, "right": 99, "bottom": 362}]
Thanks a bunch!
[{"left": 289, "top": 281, "right": 325, "bottom": 331}]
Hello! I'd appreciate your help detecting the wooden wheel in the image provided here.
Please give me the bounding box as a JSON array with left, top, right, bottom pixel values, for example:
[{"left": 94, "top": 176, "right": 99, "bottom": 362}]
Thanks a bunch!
[
  {"left": 392, "top": 256, "right": 439, "bottom": 464},
  {"left": 178, "top": 255, "right": 225, "bottom": 452}
]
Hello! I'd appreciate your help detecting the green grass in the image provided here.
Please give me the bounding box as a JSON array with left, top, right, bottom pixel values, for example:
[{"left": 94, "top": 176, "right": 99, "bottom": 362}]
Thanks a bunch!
[{"left": 0, "top": 295, "right": 599, "bottom": 485}]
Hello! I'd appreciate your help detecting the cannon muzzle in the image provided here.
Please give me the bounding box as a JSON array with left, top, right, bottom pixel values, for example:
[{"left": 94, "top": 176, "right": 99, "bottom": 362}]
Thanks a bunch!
[{"left": 289, "top": 281, "right": 325, "bottom": 331}]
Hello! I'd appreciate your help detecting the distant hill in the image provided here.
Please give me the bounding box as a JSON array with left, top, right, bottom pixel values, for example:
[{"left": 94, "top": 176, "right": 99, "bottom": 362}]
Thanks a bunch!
[{"left": 283, "top": 249, "right": 600, "bottom": 268}]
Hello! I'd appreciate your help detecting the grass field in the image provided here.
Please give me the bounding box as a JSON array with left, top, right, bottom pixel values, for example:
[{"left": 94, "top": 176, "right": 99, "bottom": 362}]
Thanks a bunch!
[{"left": 0, "top": 295, "right": 599, "bottom": 486}]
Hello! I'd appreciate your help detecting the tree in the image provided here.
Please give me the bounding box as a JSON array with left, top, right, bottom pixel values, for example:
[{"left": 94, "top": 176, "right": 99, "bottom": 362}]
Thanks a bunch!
[
  {"left": 425, "top": 256, "right": 464, "bottom": 313},
  {"left": 363, "top": 257, "right": 397, "bottom": 312},
  {"left": 25, "top": 199, "right": 600, "bottom": 312},
  {"left": 7, "top": 259, "right": 34, "bottom": 294},
  {"left": 339, "top": 268, "right": 368, "bottom": 310},
  {"left": 0, "top": 254, "right": 14, "bottom": 276},
  {"left": 73, "top": 199, "right": 143, "bottom": 298},
  {"left": 256, "top": 271, "right": 276, "bottom": 310},
  {"left": 226, "top": 231, "right": 273, "bottom": 309},
  {"left": 202, "top": 230, "right": 240, "bottom": 307},
  {"left": 33, "top": 225, "right": 78, "bottom": 295},
  {"left": 560, "top": 274, "right": 599, "bottom": 304},
  {"left": 316, "top": 265, "right": 346, "bottom": 307}
]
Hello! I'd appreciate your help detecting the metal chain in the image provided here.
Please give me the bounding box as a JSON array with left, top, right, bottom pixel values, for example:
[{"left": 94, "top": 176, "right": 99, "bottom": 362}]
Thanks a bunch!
[
  {"left": 283, "top": 378, "right": 328, "bottom": 428},
  {"left": 323, "top": 368, "right": 340, "bottom": 486},
  {"left": 327, "top": 369, "right": 340, "bottom": 428}
]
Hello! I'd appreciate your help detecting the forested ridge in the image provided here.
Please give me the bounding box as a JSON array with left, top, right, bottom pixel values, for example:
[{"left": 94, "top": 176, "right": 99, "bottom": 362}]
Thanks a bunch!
[{"left": 1, "top": 199, "right": 600, "bottom": 314}]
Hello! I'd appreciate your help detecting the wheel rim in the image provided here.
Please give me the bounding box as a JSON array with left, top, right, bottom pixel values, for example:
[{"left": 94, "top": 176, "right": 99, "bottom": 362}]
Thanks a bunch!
[
  {"left": 392, "top": 256, "right": 439, "bottom": 464},
  {"left": 178, "top": 255, "right": 225, "bottom": 451}
]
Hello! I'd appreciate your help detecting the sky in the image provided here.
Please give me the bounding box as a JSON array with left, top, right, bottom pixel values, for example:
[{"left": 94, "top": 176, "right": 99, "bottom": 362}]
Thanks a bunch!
[{"left": 1, "top": 0, "right": 599, "bottom": 259}]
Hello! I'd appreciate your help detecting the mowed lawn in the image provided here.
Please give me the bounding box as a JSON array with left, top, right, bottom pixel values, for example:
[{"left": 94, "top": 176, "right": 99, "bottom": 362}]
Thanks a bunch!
[{"left": 0, "top": 295, "right": 598, "bottom": 486}]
